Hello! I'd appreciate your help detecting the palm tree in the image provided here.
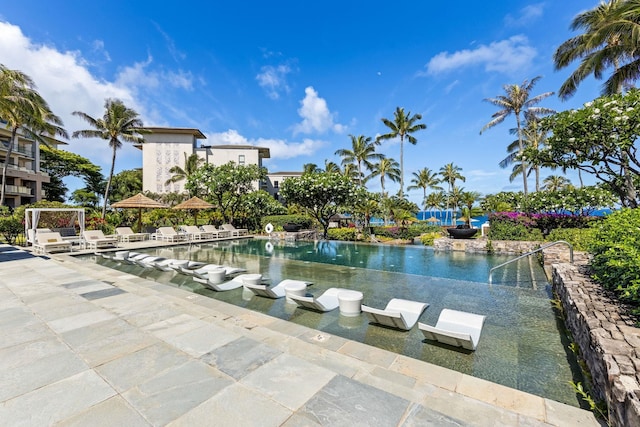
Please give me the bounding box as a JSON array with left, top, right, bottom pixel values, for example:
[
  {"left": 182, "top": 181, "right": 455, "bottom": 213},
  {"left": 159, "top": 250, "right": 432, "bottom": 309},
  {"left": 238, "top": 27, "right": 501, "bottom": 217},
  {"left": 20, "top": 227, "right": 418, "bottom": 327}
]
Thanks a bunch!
[
  {"left": 369, "top": 157, "right": 401, "bottom": 198},
  {"left": 73, "top": 99, "right": 148, "bottom": 218},
  {"left": 0, "top": 66, "right": 67, "bottom": 206},
  {"left": 335, "top": 135, "right": 383, "bottom": 187},
  {"left": 165, "top": 153, "right": 204, "bottom": 193},
  {"left": 425, "top": 191, "right": 445, "bottom": 221},
  {"left": 459, "top": 191, "right": 481, "bottom": 227},
  {"left": 439, "top": 163, "right": 465, "bottom": 225},
  {"left": 542, "top": 175, "right": 572, "bottom": 192},
  {"left": 553, "top": 0, "right": 633, "bottom": 99},
  {"left": 376, "top": 107, "right": 426, "bottom": 194},
  {"left": 302, "top": 163, "right": 320, "bottom": 174},
  {"left": 324, "top": 160, "right": 341, "bottom": 174},
  {"left": 480, "top": 76, "right": 554, "bottom": 196},
  {"left": 407, "top": 167, "right": 442, "bottom": 216},
  {"left": 341, "top": 162, "right": 361, "bottom": 183}
]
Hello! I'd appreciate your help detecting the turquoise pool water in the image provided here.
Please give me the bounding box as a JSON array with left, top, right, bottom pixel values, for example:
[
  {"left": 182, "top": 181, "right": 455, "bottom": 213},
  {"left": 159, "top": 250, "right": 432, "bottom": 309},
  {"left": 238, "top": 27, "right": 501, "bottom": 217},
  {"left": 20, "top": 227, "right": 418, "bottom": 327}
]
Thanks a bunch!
[{"left": 84, "top": 239, "right": 583, "bottom": 406}]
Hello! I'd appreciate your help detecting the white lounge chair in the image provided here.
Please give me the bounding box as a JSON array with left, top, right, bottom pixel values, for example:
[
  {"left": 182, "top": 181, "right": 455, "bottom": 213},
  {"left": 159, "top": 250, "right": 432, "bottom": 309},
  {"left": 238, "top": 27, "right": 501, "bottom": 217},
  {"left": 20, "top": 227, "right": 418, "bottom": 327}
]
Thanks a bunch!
[
  {"left": 115, "top": 227, "right": 149, "bottom": 242},
  {"left": 418, "top": 309, "right": 486, "bottom": 351},
  {"left": 179, "top": 225, "right": 213, "bottom": 241},
  {"left": 179, "top": 264, "right": 246, "bottom": 279},
  {"left": 155, "top": 226, "right": 188, "bottom": 242},
  {"left": 244, "top": 279, "right": 312, "bottom": 299},
  {"left": 288, "top": 287, "right": 351, "bottom": 312},
  {"left": 220, "top": 223, "right": 249, "bottom": 236},
  {"left": 82, "top": 230, "right": 118, "bottom": 250},
  {"left": 33, "top": 232, "right": 72, "bottom": 255},
  {"left": 194, "top": 273, "right": 257, "bottom": 292},
  {"left": 362, "top": 298, "right": 429, "bottom": 330},
  {"left": 200, "top": 225, "right": 230, "bottom": 238}
]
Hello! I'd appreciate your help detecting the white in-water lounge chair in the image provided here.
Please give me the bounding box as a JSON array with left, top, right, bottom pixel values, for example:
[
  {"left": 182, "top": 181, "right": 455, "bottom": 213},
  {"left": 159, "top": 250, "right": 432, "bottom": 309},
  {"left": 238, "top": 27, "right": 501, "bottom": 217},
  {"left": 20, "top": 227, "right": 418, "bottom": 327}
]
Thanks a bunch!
[
  {"left": 244, "top": 279, "right": 312, "bottom": 299},
  {"left": 361, "top": 298, "right": 429, "bottom": 330},
  {"left": 288, "top": 287, "right": 351, "bottom": 312},
  {"left": 418, "top": 309, "right": 486, "bottom": 351},
  {"left": 82, "top": 230, "right": 118, "bottom": 250},
  {"left": 194, "top": 273, "right": 259, "bottom": 292},
  {"left": 115, "top": 227, "right": 149, "bottom": 242},
  {"left": 220, "top": 223, "right": 248, "bottom": 237},
  {"left": 180, "top": 264, "right": 246, "bottom": 279}
]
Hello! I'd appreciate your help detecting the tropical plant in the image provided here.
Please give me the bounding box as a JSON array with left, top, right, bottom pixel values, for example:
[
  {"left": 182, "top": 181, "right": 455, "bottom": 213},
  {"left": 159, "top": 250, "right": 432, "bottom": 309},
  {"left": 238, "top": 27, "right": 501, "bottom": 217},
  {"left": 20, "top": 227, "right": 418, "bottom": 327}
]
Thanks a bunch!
[
  {"left": 542, "top": 175, "right": 572, "bottom": 192},
  {"left": 279, "top": 171, "right": 366, "bottom": 238},
  {"left": 165, "top": 152, "right": 204, "bottom": 193},
  {"left": 480, "top": 76, "right": 554, "bottom": 196},
  {"left": 369, "top": 157, "right": 401, "bottom": 198},
  {"left": 540, "top": 89, "right": 640, "bottom": 207},
  {"left": 553, "top": 0, "right": 633, "bottom": 99},
  {"left": 407, "top": 167, "right": 442, "bottom": 212},
  {"left": 335, "top": 134, "right": 383, "bottom": 187},
  {"left": 109, "top": 169, "right": 143, "bottom": 202},
  {"left": 425, "top": 191, "right": 446, "bottom": 220},
  {"left": 0, "top": 65, "right": 67, "bottom": 206},
  {"left": 376, "top": 107, "right": 426, "bottom": 194},
  {"left": 323, "top": 160, "right": 341, "bottom": 174},
  {"left": 439, "top": 163, "right": 465, "bottom": 225},
  {"left": 458, "top": 191, "right": 481, "bottom": 227},
  {"left": 72, "top": 98, "right": 147, "bottom": 218}
]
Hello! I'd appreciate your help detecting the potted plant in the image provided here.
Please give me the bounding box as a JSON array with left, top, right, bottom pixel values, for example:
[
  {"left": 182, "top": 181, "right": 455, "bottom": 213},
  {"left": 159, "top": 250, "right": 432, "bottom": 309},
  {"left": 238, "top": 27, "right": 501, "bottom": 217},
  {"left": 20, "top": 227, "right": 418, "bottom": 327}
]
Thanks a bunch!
[{"left": 283, "top": 223, "right": 302, "bottom": 232}]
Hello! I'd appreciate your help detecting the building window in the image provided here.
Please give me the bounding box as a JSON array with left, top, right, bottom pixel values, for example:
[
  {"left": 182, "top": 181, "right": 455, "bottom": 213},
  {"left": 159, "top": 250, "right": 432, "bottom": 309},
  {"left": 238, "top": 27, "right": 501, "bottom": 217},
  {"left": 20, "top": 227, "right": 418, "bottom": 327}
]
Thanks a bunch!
[
  {"left": 274, "top": 180, "right": 279, "bottom": 189},
  {"left": 238, "top": 154, "right": 245, "bottom": 165},
  {"left": 273, "top": 192, "right": 279, "bottom": 200}
]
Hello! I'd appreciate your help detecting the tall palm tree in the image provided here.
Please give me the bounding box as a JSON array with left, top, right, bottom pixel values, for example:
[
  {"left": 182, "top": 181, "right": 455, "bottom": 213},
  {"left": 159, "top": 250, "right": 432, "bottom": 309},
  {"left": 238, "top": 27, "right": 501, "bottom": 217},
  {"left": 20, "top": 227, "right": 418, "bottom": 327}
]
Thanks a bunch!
[
  {"left": 425, "top": 191, "right": 445, "bottom": 221},
  {"left": 459, "top": 191, "right": 481, "bottom": 227},
  {"left": 439, "top": 163, "right": 465, "bottom": 225},
  {"left": 335, "top": 134, "right": 383, "bottom": 187},
  {"left": 302, "top": 163, "right": 320, "bottom": 175},
  {"left": 324, "top": 160, "right": 341, "bottom": 174},
  {"left": 0, "top": 65, "right": 67, "bottom": 206},
  {"left": 542, "top": 175, "right": 572, "bottom": 192},
  {"left": 369, "top": 157, "right": 401, "bottom": 198},
  {"left": 553, "top": 0, "right": 633, "bottom": 99},
  {"left": 73, "top": 99, "right": 147, "bottom": 218},
  {"left": 341, "top": 162, "right": 361, "bottom": 183},
  {"left": 407, "top": 167, "right": 442, "bottom": 216},
  {"left": 480, "top": 76, "right": 554, "bottom": 196},
  {"left": 165, "top": 152, "right": 204, "bottom": 192},
  {"left": 376, "top": 107, "right": 426, "bottom": 194}
]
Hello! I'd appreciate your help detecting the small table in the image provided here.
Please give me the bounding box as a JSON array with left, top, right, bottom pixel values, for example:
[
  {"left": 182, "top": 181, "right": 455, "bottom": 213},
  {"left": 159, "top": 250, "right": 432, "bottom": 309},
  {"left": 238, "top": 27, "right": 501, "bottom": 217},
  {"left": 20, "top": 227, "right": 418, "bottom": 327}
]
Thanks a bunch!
[
  {"left": 284, "top": 281, "right": 307, "bottom": 303},
  {"left": 241, "top": 274, "right": 263, "bottom": 286},
  {"left": 338, "top": 290, "right": 363, "bottom": 317},
  {"left": 207, "top": 268, "right": 227, "bottom": 284}
]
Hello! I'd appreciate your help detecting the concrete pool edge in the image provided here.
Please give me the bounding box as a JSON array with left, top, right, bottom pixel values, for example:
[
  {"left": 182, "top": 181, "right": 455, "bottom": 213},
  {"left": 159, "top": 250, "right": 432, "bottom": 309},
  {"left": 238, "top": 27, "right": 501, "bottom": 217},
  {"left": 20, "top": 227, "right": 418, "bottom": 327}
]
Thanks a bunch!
[{"left": 28, "top": 249, "right": 600, "bottom": 426}]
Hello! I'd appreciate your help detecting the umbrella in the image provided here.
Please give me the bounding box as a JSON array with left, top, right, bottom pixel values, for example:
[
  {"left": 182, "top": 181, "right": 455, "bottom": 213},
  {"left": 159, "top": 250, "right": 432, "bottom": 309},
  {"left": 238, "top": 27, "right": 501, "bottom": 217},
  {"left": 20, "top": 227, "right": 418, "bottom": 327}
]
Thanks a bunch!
[
  {"left": 172, "top": 196, "right": 215, "bottom": 225},
  {"left": 427, "top": 217, "right": 439, "bottom": 223},
  {"left": 111, "top": 193, "right": 167, "bottom": 232}
]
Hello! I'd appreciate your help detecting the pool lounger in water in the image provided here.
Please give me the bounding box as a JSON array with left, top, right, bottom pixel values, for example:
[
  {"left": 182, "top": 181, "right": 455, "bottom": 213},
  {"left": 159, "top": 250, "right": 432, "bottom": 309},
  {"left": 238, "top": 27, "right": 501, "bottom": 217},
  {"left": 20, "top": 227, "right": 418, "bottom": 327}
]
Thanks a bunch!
[
  {"left": 288, "top": 287, "right": 351, "bottom": 312},
  {"left": 244, "top": 279, "right": 312, "bottom": 299},
  {"left": 418, "top": 309, "right": 486, "bottom": 351},
  {"left": 361, "top": 298, "right": 429, "bottom": 331}
]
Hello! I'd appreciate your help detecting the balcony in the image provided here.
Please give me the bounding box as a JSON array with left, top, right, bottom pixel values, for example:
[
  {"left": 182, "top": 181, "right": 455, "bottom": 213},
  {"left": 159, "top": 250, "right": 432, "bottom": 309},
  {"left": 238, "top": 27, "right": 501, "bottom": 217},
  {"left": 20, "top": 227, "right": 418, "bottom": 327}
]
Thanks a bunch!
[
  {"left": 4, "top": 184, "right": 33, "bottom": 195},
  {"left": 0, "top": 142, "right": 35, "bottom": 158}
]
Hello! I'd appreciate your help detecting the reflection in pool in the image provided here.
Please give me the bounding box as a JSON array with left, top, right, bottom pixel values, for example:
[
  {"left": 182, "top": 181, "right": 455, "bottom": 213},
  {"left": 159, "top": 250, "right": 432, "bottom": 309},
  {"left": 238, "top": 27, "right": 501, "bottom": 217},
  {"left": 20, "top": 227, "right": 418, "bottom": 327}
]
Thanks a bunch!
[{"left": 81, "top": 238, "right": 583, "bottom": 406}]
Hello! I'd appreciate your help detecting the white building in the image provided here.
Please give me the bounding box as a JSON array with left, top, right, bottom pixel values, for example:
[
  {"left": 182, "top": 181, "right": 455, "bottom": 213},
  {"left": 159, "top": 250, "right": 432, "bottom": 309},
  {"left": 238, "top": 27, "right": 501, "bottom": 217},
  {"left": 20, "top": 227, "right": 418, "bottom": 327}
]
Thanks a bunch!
[{"left": 138, "top": 127, "right": 300, "bottom": 198}]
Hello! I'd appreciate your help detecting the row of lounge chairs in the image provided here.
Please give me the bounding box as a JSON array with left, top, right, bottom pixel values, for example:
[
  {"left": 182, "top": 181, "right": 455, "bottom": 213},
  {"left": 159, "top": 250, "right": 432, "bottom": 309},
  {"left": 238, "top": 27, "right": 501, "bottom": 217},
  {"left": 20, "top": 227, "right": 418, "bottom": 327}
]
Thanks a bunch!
[{"left": 98, "top": 251, "right": 486, "bottom": 351}]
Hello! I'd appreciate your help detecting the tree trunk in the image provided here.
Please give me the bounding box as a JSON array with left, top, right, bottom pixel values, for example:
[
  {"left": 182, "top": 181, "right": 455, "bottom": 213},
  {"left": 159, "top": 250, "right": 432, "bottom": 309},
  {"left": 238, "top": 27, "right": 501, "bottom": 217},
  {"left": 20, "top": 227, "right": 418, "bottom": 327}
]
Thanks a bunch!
[
  {"left": 622, "top": 150, "right": 638, "bottom": 208},
  {"left": 399, "top": 137, "right": 404, "bottom": 196},
  {"left": 516, "top": 114, "right": 529, "bottom": 196},
  {"left": 0, "top": 128, "right": 18, "bottom": 207},
  {"left": 102, "top": 142, "right": 117, "bottom": 219}
]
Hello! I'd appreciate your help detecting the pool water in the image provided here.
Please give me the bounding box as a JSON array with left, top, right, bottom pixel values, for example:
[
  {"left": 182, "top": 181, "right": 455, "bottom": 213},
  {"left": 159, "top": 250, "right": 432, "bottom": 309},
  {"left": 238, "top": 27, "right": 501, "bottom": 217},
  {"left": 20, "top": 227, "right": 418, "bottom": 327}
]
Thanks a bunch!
[{"left": 84, "top": 239, "right": 583, "bottom": 406}]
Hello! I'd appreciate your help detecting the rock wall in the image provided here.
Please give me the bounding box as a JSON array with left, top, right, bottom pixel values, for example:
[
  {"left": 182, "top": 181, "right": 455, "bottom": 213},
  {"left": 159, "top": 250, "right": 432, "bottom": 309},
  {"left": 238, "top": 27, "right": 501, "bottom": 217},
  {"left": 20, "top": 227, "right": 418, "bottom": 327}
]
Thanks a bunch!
[
  {"left": 553, "top": 263, "right": 640, "bottom": 427},
  {"left": 433, "top": 237, "right": 540, "bottom": 254}
]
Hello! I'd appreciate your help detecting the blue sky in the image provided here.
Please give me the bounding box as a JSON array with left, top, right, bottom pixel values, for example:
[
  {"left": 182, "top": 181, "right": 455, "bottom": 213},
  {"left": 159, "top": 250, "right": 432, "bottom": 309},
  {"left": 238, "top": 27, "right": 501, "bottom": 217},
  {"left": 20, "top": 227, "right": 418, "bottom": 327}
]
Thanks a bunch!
[{"left": 1, "top": 1, "right": 604, "bottom": 206}]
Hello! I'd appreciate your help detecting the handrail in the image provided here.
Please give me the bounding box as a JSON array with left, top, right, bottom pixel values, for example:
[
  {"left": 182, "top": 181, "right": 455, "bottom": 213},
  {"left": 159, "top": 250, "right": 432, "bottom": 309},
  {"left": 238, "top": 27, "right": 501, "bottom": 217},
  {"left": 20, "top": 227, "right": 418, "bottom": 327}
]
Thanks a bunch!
[{"left": 488, "top": 240, "right": 573, "bottom": 284}]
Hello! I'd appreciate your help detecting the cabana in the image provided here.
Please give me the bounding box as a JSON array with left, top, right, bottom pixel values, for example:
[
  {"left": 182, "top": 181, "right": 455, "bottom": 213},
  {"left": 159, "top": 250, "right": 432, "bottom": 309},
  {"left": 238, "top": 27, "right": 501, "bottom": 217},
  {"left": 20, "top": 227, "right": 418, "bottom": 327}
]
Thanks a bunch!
[{"left": 25, "top": 208, "right": 85, "bottom": 246}]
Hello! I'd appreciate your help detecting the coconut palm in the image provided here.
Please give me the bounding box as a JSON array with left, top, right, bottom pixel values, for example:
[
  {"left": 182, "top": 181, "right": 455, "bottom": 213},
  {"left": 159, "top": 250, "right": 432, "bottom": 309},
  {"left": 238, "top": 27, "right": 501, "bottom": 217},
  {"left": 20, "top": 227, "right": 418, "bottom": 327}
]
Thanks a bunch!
[
  {"left": 165, "top": 153, "right": 204, "bottom": 192},
  {"left": 341, "top": 162, "right": 361, "bottom": 183},
  {"left": 73, "top": 99, "right": 148, "bottom": 218},
  {"left": 458, "top": 191, "right": 481, "bottom": 227},
  {"left": 542, "top": 175, "right": 572, "bottom": 192},
  {"left": 302, "top": 163, "right": 320, "bottom": 175},
  {"left": 335, "top": 134, "right": 383, "bottom": 187},
  {"left": 324, "top": 160, "right": 341, "bottom": 174},
  {"left": 376, "top": 107, "right": 426, "bottom": 194},
  {"left": 553, "top": 0, "right": 635, "bottom": 99},
  {"left": 369, "top": 157, "right": 401, "bottom": 198},
  {"left": 0, "top": 65, "right": 67, "bottom": 206},
  {"left": 407, "top": 167, "right": 442, "bottom": 215},
  {"left": 425, "top": 191, "right": 446, "bottom": 221},
  {"left": 480, "top": 76, "right": 554, "bottom": 196},
  {"left": 439, "top": 163, "right": 465, "bottom": 225}
]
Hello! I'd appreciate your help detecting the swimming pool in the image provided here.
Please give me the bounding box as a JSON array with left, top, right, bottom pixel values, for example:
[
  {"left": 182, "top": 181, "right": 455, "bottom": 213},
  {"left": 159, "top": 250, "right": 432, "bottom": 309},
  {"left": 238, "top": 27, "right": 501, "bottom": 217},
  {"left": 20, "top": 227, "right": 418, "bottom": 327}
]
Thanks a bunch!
[{"left": 84, "top": 239, "right": 583, "bottom": 406}]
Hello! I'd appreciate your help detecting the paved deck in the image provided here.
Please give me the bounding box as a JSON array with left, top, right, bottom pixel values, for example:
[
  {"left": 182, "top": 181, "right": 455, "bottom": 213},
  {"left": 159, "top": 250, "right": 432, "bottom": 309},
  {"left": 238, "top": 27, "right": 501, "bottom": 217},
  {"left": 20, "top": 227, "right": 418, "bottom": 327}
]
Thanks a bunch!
[{"left": 0, "top": 243, "right": 601, "bottom": 426}]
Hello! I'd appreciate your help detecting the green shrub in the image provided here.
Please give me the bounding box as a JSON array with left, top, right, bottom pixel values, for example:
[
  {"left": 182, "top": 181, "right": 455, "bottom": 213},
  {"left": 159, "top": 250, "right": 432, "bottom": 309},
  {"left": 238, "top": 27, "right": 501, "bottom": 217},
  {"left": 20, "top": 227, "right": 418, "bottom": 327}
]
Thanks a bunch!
[
  {"left": 419, "top": 231, "right": 443, "bottom": 246},
  {"left": 546, "top": 228, "right": 595, "bottom": 251},
  {"left": 327, "top": 227, "right": 359, "bottom": 241},
  {"left": 0, "top": 213, "right": 23, "bottom": 245},
  {"left": 488, "top": 220, "right": 543, "bottom": 241},
  {"left": 261, "top": 214, "right": 314, "bottom": 231},
  {"left": 589, "top": 209, "right": 640, "bottom": 307},
  {"left": 372, "top": 226, "right": 422, "bottom": 240},
  {"left": 409, "top": 222, "right": 442, "bottom": 234}
]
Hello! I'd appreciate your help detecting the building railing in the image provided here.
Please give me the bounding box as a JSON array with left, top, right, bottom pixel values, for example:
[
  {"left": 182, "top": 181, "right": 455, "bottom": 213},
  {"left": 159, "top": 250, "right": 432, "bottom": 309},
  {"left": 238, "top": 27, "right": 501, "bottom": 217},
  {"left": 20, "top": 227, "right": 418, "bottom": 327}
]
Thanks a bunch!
[
  {"left": 0, "top": 142, "right": 35, "bottom": 158},
  {"left": 4, "top": 184, "right": 33, "bottom": 195}
]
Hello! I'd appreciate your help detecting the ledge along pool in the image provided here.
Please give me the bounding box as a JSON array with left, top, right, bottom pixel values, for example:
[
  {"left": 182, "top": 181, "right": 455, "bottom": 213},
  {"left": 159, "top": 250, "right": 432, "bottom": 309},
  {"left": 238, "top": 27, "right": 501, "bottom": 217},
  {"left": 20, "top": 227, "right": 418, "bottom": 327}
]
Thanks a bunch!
[{"left": 83, "top": 238, "right": 584, "bottom": 406}]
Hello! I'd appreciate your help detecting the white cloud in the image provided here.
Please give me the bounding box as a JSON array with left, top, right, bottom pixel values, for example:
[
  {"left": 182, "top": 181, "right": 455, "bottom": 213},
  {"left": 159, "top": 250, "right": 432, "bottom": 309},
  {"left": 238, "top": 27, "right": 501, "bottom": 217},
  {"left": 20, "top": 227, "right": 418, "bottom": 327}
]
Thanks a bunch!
[
  {"left": 115, "top": 57, "right": 194, "bottom": 92},
  {"left": 292, "top": 86, "right": 345, "bottom": 135},
  {"left": 423, "top": 35, "right": 536, "bottom": 75},
  {"left": 504, "top": 4, "right": 545, "bottom": 27},
  {"left": 207, "top": 129, "right": 325, "bottom": 159},
  {"left": 256, "top": 64, "right": 291, "bottom": 99}
]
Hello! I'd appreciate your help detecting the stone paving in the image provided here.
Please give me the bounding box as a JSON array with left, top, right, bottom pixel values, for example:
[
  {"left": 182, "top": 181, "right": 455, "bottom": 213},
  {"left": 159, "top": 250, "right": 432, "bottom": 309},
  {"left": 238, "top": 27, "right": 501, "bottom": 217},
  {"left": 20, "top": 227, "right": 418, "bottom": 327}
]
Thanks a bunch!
[{"left": 0, "top": 244, "right": 602, "bottom": 426}]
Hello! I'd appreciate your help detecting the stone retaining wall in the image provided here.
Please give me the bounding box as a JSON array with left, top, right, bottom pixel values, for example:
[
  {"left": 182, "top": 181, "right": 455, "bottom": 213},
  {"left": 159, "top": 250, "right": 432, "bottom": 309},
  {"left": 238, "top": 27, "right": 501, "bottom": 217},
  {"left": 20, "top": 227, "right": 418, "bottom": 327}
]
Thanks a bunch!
[
  {"left": 433, "top": 237, "right": 540, "bottom": 254},
  {"left": 552, "top": 263, "right": 640, "bottom": 427}
]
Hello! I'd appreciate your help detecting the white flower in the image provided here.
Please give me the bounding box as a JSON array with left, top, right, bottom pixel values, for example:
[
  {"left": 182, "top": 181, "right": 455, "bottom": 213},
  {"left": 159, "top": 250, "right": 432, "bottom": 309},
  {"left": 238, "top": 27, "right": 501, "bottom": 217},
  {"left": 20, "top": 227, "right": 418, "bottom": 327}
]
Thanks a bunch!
[{"left": 585, "top": 102, "right": 593, "bottom": 107}]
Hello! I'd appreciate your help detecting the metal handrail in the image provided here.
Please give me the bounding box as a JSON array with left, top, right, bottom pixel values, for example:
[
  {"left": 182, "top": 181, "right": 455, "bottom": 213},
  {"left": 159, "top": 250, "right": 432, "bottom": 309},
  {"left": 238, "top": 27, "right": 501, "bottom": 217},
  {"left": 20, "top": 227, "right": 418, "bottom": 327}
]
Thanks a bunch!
[{"left": 488, "top": 240, "right": 573, "bottom": 284}]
